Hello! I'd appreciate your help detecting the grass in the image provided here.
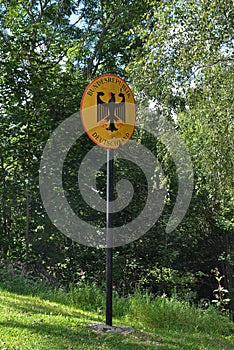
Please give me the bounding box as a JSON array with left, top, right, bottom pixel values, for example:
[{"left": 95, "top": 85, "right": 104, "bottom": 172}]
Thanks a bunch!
[{"left": 0, "top": 273, "right": 233, "bottom": 349}]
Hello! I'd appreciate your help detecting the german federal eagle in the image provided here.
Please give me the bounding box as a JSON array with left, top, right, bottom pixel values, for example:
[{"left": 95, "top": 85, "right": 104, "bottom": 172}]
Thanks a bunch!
[{"left": 97, "top": 91, "right": 125, "bottom": 132}]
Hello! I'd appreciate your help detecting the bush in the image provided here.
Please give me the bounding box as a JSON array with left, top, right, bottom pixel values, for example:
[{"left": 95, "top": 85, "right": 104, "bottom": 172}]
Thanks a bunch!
[
  {"left": 0, "top": 259, "right": 51, "bottom": 295},
  {"left": 138, "top": 264, "right": 197, "bottom": 301}
]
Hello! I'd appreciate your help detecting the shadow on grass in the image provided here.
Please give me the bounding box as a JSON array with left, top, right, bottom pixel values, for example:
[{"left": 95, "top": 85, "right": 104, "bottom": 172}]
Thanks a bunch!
[
  {"left": 0, "top": 289, "right": 105, "bottom": 325},
  {"left": 0, "top": 282, "right": 233, "bottom": 349},
  {"left": 0, "top": 288, "right": 163, "bottom": 349},
  {"left": 0, "top": 276, "right": 104, "bottom": 313},
  {"left": 0, "top": 318, "right": 165, "bottom": 350},
  {"left": 1, "top": 317, "right": 233, "bottom": 350}
]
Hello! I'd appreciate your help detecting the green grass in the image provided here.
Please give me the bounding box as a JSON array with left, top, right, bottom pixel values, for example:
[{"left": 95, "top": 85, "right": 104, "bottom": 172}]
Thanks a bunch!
[{"left": 0, "top": 274, "right": 233, "bottom": 349}]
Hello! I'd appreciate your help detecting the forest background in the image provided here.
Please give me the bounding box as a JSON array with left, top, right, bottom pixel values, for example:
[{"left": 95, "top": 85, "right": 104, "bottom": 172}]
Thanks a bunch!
[{"left": 0, "top": 0, "right": 233, "bottom": 319}]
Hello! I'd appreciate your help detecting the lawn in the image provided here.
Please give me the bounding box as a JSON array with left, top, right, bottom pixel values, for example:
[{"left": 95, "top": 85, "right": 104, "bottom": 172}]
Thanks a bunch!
[{"left": 0, "top": 280, "right": 233, "bottom": 350}]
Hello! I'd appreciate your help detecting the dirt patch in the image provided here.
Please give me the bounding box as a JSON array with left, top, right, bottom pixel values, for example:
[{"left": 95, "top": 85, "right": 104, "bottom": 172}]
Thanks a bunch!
[{"left": 87, "top": 322, "right": 134, "bottom": 334}]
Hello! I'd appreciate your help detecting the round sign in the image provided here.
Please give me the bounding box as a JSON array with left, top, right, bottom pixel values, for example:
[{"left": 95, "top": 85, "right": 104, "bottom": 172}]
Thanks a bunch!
[{"left": 80, "top": 74, "right": 136, "bottom": 149}]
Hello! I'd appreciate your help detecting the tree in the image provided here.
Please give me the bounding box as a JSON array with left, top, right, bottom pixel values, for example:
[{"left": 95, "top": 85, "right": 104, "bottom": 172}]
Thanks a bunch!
[
  {"left": 177, "top": 64, "right": 234, "bottom": 317},
  {"left": 128, "top": 0, "right": 233, "bottom": 103},
  {"left": 0, "top": 0, "right": 87, "bottom": 264},
  {"left": 0, "top": 0, "right": 147, "bottom": 276},
  {"left": 127, "top": 0, "right": 234, "bottom": 313}
]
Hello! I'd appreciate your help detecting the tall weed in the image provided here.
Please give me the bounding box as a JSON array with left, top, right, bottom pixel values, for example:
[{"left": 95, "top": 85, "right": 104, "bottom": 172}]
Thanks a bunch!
[
  {"left": 128, "top": 291, "right": 233, "bottom": 335},
  {"left": 67, "top": 283, "right": 130, "bottom": 318}
]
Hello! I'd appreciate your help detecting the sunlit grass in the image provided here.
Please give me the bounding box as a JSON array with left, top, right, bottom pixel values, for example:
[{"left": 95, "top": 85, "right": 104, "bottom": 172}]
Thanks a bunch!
[{"left": 0, "top": 277, "right": 233, "bottom": 350}]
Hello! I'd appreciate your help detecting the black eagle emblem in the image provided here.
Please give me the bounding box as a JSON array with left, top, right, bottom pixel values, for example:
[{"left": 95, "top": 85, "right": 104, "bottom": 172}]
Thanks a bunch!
[{"left": 97, "top": 91, "right": 126, "bottom": 132}]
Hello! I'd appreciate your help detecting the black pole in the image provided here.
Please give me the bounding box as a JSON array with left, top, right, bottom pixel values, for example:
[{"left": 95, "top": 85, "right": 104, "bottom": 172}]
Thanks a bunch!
[{"left": 106, "top": 148, "right": 114, "bottom": 326}]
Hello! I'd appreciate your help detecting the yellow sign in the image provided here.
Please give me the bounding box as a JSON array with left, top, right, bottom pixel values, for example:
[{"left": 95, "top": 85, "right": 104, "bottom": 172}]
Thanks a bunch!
[{"left": 80, "top": 74, "right": 136, "bottom": 149}]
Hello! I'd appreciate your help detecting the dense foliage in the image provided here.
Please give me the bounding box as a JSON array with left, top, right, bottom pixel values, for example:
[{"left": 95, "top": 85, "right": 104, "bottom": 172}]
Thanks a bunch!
[{"left": 0, "top": 0, "right": 233, "bottom": 319}]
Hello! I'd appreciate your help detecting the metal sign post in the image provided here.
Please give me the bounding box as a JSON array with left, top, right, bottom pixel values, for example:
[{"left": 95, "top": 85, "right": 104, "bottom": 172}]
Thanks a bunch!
[{"left": 106, "top": 148, "right": 114, "bottom": 326}]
